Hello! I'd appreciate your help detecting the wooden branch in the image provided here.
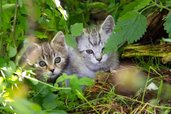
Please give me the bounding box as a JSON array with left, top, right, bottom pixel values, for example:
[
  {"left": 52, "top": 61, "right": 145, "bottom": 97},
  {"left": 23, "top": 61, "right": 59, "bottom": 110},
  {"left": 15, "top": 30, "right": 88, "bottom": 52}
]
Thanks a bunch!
[{"left": 121, "top": 43, "right": 171, "bottom": 64}]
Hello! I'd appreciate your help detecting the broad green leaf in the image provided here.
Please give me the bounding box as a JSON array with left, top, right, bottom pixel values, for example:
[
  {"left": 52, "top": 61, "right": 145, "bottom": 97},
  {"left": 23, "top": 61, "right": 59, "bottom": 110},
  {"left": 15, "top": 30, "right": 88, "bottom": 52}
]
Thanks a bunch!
[
  {"left": 65, "top": 34, "right": 77, "bottom": 48},
  {"left": 70, "top": 23, "right": 83, "bottom": 36},
  {"left": 105, "top": 11, "right": 147, "bottom": 53},
  {"left": 8, "top": 46, "right": 17, "bottom": 58},
  {"left": 164, "top": 13, "right": 171, "bottom": 38},
  {"left": 42, "top": 94, "right": 58, "bottom": 110}
]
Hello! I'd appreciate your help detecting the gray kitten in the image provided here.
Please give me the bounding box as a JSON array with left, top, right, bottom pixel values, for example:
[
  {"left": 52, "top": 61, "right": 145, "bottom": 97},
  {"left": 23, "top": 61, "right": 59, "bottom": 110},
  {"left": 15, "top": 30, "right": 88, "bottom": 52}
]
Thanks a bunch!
[
  {"left": 65, "top": 15, "right": 119, "bottom": 78},
  {"left": 19, "top": 31, "right": 68, "bottom": 83}
]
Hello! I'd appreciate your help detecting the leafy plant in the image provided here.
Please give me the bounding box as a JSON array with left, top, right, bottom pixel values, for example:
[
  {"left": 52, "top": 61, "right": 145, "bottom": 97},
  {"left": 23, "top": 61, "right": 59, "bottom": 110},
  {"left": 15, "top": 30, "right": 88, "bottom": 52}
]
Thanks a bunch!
[{"left": 1, "top": 0, "right": 171, "bottom": 113}]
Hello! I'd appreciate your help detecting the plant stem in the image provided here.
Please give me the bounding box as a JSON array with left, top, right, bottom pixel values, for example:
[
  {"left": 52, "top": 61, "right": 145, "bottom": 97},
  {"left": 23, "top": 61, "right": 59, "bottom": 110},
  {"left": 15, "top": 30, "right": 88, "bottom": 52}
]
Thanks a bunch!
[
  {"left": 140, "top": 4, "right": 155, "bottom": 14},
  {"left": 0, "top": 0, "right": 3, "bottom": 56},
  {"left": 76, "top": 90, "right": 100, "bottom": 114},
  {"left": 116, "top": 94, "right": 171, "bottom": 110},
  {"left": 12, "top": 0, "right": 19, "bottom": 47},
  {"left": 153, "top": 1, "right": 171, "bottom": 11},
  {"left": 24, "top": 75, "right": 71, "bottom": 90}
]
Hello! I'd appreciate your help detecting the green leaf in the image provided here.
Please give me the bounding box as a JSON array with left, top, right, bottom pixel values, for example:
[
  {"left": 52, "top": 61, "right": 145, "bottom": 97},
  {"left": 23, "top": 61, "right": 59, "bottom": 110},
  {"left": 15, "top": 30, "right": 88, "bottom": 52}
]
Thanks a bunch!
[
  {"left": 34, "top": 31, "right": 48, "bottom": 39},
  {"left": 105, "top": 11, "right": 147, "bottom": 53},
  {"left": 2, "top": 4, "right": 15, "bottom": 11},
  {"left": 70, "top": 23, "right": 83, "bottom": 36},
  {"left": 65, "top": 34, "right": 77, "bottom": 48},
  {"left": 87, "top": 2, "right": 107, "bottom": 9},
  {"left": 42, "top": 94, "right": 58, "bottom": 110},
  {"left": 8, "top": 46, "right": 17, "bottom": 58},
  {"left": 56, "top": 73, "right": 75, "bottom": 83},
  {"left": 79, "top": 77, "right": 94, "bottom": 86},
  {"left": 134, "top": 0, "right": 151, "bottom": 11},
  {"left": 2, "top": 61, "right": 16, "bottom": 76},
  {"left": 10, "top": 98, "right": 44, "bottom": 114},
  {"left": 164, "top": 13, "right": 171, "bottom": 38},
  {"left": 0, "top": 57, "right": 7, "bottom": 67},
  {"left": 104, "top": 33, "right": 118, "bottom": 53},
  {"left": 162, "top": 38, "right": 171, "bottom": 43}
]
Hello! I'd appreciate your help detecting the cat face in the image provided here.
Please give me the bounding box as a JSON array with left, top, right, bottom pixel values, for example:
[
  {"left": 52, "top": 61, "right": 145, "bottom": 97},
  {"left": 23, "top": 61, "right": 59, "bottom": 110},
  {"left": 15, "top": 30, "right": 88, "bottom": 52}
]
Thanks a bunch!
[
  {"left": 77, "top": 15, "right": 115, "bottom": 68},
  {"left": 21, "top": 31, "right": 68, "bottom": 82}
]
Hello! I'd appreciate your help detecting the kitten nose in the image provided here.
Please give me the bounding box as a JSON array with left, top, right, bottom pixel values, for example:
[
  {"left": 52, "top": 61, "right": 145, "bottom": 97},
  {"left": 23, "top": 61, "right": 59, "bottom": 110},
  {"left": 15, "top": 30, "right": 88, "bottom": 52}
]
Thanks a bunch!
[
  {"left": 96, "top": 57, "right": 102, "bottom": 62},
  {"left": 50, "top": 69, "right": 55, "bottom": 73},
  {"left": 95, "top": 54, "right": 102, "bottom": 62}
]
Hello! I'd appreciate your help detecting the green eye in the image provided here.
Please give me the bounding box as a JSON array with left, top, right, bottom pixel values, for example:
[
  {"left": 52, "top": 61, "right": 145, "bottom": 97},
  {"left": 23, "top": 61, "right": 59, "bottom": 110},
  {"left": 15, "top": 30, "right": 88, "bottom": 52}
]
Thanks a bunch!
[
  {"left": 39, "top": 61, "right": 46, "bottom": 67},
  {"left": 86, "top": 49, "right": 94, "bottom": 54},
  {"left": 54, "top": 57, "right": 61, "bottom": 63}
]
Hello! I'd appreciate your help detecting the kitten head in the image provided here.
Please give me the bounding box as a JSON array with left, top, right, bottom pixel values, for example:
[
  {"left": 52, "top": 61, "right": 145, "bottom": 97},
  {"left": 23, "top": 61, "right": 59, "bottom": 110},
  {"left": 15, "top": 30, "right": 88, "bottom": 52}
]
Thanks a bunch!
[
  {"left": 20, "top": 31, "right": 68, "bottom": 83},
  {"left": 76, "top": 15, "right": 115, "bottom": 68}
]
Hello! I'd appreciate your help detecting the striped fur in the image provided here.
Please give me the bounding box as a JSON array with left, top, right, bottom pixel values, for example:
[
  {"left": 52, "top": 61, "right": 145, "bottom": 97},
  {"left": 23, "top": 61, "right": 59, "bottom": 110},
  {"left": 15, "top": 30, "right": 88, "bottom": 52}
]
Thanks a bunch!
[
  {"left": 76, "top": 15, "right": 119, "bottom": 77},
  {"left": 20, "top": 31, "right": 68, "bottom": 83}
]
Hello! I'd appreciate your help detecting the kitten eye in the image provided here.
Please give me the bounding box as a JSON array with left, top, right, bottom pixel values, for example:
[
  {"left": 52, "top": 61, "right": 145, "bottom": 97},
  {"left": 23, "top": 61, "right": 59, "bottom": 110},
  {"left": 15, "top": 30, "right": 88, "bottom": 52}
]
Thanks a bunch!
[
  {"left": 39, "top": 61, "right": 46, "bottom": 67},
  {"left": 102, "top": 47, "right": 105, "bottom": 53},
  {"left": 86, "top": 49, "right": 94, "bottom": 54},
  {"left": 54, "top": 57, "right": 61, "bottom": 63}
]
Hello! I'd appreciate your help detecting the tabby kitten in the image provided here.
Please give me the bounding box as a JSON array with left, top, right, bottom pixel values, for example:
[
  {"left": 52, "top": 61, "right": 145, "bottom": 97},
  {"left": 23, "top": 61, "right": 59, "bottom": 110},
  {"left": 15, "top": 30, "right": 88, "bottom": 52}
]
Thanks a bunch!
[
  {"left": 19, "top": 31, "right": 68, "bottom": 83},
  {"left": 65, "top": 15, "right": 119, "bottom": 78}
]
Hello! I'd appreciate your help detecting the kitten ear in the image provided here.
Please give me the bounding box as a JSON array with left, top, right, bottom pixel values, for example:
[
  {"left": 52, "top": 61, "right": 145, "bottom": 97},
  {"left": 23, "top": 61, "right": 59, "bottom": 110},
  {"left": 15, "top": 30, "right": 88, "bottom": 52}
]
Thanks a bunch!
[
  {"left": 51, "top": 31, "right": 65, "bottom": 47},
  {"left": 100, "top": 15, "right": 115, "bottom": 35}
]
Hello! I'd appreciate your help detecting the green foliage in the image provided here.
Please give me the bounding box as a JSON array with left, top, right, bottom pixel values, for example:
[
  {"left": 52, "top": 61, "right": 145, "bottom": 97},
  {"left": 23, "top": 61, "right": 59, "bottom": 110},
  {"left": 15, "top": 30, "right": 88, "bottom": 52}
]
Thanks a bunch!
[
  {"left": 164, "top": 13, "right": 171, "bottom": 38},
  {"left": 105, "top": 11, "right": 147, "bottom": 53},
  {"left": 70, "top": 23, "right": 83, "bottom": 36},
  {"left": 1, "top": 0, "right": 171, "bottom": 113},
  {"left": 65, "top": 23, "right": 83, "bottom": 47},
  {"left": 8, "top": 46, "right": 17, "bottom": 58}
]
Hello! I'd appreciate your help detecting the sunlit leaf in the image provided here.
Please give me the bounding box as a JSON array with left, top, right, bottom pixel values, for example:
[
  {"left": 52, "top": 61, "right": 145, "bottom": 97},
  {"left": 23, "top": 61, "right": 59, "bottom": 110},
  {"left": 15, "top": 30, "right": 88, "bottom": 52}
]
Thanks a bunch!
[
  {"left": 10, "top": 98, "right": 44, "bottom": 114},
  {"left": 2, "top": 61, "right": 16, "bottom": 76},
  {"left": 79, "top": 77, "right": 94, "bottom": 86},
  {"left": 162, "top": 38, "right": 171, "bottom": 43},
  {"left": 65, "top": 34, "right": 77, "bottom": 48},
  {"left": 8, "top": 46, "right": 17, "bottom": 58},
  {"left": 70, "top": 23, "right": 83, "bottom": 36},
  {"left": 34, "top": 31, "right": 48, "bottom": 39}
]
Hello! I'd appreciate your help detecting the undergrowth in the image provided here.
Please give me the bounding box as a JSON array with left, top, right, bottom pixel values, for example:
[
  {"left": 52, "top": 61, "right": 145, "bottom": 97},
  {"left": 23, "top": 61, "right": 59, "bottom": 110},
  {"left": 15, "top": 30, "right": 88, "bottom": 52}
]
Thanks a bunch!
[{"left": 1, "top": 0, "right": 171, "bottom": 113}]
